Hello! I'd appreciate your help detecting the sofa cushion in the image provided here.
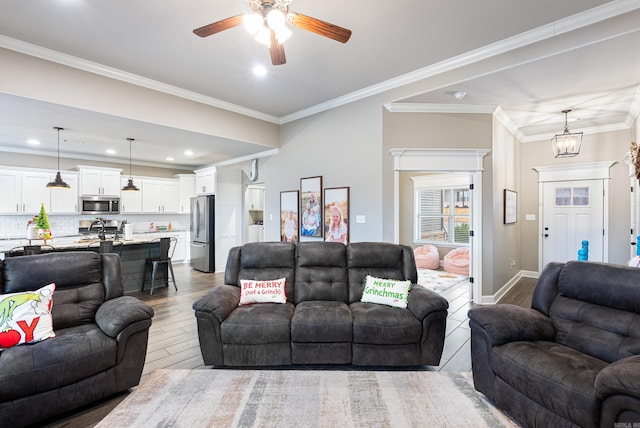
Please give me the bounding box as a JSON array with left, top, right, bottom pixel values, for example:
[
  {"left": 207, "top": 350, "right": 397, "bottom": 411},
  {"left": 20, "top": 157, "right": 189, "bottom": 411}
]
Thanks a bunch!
[
  {"left": 350, "top": 302, "right": 422, "bottom": 345},
  {"left": 347, "top": 242, "right": 417, "bottom": 303},
  {"left": 2, "top": 252, "right": 102, "bottom": 293},
  {"left": 291, "top": 301, "right": 352, "bottom": 342},
  {"left": 221, "top": 303, "right": 294, "bottom": 345},
  {"left": 234, "top": 243, "right": 296, "bottom": 303},
  {"left": 0, "top": 283, "right": 55, "bottom": 349},
  {"left": 492, "top": 340, "right": 607, "bottom": 428},
  {"left": 52, "top": 282, "right": 105, "bottom": 330},
  {"left": 360, "top": 275, "right": 411, "bottom": 308},
  {"left": 551, "top": 295, "right": 640, "bottom": 364},
  {"left": 239, "top": 278, "right": 287, "bottom": 306},
  {"left": 0, "top": 323, "right": 117, "bottom": 402},
  {"left": 295, "top": 242, "right": 348, "bottom": 304}
]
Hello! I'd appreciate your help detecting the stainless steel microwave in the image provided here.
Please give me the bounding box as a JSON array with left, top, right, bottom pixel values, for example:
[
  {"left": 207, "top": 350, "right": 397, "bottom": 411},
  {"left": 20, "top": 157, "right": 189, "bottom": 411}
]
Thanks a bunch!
[{"left": 81, "top": 196, "right": 120, "bottom": 215}]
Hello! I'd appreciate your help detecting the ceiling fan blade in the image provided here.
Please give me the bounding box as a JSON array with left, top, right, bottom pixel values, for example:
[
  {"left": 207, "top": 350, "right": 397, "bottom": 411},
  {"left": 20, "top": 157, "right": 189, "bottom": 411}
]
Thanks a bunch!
[
  {"left": 193, "top": 15, "right": 244, "bottom": 37},
  {"left": 269, "top": 31, "right": 287, "bottom": 66},
  {"left": 289, "top": 13, "right": 352, "bottom": 43}
]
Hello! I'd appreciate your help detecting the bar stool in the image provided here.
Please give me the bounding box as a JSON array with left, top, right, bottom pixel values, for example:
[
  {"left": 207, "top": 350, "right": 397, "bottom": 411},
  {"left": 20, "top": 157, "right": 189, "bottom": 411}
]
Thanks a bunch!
[{"left": 141, "top": 237, "right": 177, "bottom": 295}]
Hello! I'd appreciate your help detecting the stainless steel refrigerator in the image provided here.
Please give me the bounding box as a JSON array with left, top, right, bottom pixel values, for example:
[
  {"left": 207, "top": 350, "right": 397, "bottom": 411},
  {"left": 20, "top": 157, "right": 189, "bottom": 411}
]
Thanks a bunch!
[{"left": 190, "top": 195, "right": 215, "bottom": 272}]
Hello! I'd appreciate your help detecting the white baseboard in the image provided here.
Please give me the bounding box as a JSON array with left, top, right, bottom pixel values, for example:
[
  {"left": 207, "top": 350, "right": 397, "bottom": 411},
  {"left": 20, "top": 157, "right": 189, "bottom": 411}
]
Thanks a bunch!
[{"left": 480, "top": 270, "right": 539, "bottom": 305}]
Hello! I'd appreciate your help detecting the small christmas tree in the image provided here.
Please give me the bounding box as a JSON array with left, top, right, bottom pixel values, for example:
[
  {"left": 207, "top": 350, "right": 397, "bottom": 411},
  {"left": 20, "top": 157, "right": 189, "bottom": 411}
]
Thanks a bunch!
[{"left": 37, "top": 203, "right": 51, "bottom": 230}]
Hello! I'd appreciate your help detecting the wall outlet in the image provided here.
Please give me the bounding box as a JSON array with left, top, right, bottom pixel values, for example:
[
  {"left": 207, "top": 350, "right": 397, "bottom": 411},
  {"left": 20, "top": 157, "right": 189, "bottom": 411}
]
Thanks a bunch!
[
  {"left": 356, "top": 215, "right": 365, "bottom": 224},
  {"left": 510, "top": 260, "right": 517, "bottom": 268}
]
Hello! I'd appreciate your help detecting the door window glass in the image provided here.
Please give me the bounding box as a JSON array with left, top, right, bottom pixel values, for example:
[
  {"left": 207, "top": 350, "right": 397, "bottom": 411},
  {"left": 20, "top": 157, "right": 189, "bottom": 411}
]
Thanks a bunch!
[{"left": 555, "top": 187, "right": 590, "bottom": 207}]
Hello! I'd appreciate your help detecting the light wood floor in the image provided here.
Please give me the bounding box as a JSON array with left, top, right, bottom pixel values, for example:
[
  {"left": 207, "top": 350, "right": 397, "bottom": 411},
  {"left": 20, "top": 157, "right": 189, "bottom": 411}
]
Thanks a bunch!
[{"left": 40, "top": 264, "right": 536, "bottom": 428}]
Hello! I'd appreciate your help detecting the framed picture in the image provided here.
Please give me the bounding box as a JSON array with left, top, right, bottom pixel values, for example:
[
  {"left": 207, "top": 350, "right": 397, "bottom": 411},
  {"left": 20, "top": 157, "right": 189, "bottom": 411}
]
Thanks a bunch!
[
  {"left": 280, "top": 190, "right": 299, "bottom": 242},
  {"left": 300, "top": 176, "right": 323, "bottom": 240},
  {"left": 504, "top": 189, "right": 517, "bottom": 224},
  {"left": 324, "top": 187, "right": 350, "bottom": 244}
]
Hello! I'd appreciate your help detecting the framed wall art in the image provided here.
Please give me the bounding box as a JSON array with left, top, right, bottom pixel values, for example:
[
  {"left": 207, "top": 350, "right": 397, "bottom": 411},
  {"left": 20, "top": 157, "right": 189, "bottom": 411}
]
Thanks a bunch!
[
  {"left": 280, "top": 190, "right": 299, "bottom": 242},
  {"left": 300, "top": 176, "right": 323, "bottom": 240},
  {"left": 324, "top": 186, "right": 350, "bottom": 244},
  {"left": 504, "top": 189, "right": 517, "bottom": 224}
]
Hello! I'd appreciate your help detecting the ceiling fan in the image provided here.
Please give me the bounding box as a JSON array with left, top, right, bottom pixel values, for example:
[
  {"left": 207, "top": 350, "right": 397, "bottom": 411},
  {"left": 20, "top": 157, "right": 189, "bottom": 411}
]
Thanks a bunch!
[{"left": 193, "top": 0, "right": 352, "bottom": 66}]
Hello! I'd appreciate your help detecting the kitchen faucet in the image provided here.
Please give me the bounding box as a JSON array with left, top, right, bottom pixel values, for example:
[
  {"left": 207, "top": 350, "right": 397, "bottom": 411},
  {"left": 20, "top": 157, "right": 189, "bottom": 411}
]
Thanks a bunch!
[{"left": 89, "top": 219, "right": 106, "bottom": 241}]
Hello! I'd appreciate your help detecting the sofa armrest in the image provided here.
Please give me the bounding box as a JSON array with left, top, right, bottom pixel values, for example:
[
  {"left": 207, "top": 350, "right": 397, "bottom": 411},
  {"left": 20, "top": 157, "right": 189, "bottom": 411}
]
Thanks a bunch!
[
  {"left": 468, "top": 304, "right": 555, "bottom": 347},
  {"left": 596, "top": 355, "right": 640, "bottom": 401},
  {"left": 192, "top": 285, "right": 240, "bottom": 323},
  {"left": 407, "top": 285, "right": 449, "bottom": 321},
  {"left": 95, "top": 296, "right": 154, "bottom": 338}
]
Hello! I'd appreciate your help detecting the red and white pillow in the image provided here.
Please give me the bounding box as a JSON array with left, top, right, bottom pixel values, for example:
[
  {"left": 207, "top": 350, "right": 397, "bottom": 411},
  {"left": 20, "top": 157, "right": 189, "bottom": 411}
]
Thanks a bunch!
[
  {"left": 239, "top": 278, "right": 287, "bottom": 306},
  {"left": 0, "top": 283, "right": 56, "bottom": 349}
]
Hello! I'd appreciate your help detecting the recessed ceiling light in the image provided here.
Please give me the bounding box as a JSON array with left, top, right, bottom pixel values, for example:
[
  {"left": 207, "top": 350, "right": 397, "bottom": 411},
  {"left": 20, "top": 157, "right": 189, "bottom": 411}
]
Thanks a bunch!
[
  {"left": 27, "top": 139, "right": 40, "bottom": 145},
  {"left": 106, "top": 149, "right": 116, "bottom": 155},
  {"left": 253, "top": 65, "right": 267, "bottom": 77},
  {"left": 184, "top": 150, "right": 194, "bottom": 156},
  {"left": 166, "top": 157, "right": 175, "bottom": 161},
  {"left": 453, "top": 91, "right": 466, "bottom": 100}
]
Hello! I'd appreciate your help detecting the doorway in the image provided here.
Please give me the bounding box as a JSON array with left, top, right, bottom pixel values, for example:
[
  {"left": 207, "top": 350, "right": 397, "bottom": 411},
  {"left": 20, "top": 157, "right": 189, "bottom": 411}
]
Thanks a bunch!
[
  {"left": 245, "top": 183, "right": 265, "bottom": 243},
  {"left": 534, "top": 161, "right": 615, "bottom": 271},
  {"left": 390, "top": 148, "right": 490, "bottom": 303}
]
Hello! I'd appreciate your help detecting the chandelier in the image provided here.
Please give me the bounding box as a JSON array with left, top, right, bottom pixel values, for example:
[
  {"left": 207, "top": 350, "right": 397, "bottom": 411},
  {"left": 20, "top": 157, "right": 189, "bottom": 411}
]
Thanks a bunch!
[{"left": 551, "top": 109, "right": 582, "bottom": 158}]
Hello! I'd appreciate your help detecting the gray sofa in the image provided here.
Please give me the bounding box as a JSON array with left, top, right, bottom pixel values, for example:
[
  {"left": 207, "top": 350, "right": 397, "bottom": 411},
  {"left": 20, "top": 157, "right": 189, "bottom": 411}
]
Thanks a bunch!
[
  {"left": 193, "top": 241, "right": 449, "bottom": 367},
  {"left": 0, "top": 251, "right": 154, "bottom": 427},
  {"left": 469, "top": 261, "right": 640, "bottom": 427}
]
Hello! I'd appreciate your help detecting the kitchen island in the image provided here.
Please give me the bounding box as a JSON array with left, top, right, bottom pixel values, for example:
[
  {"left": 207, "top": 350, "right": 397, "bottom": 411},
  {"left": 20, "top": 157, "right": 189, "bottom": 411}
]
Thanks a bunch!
[{"left": 1, "top": 238, "right": 170, "bottom": 294}]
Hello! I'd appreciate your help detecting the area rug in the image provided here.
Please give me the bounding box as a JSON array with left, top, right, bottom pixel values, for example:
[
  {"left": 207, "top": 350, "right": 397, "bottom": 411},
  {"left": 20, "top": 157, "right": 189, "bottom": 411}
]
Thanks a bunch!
[
  {"left": 418, "top": 268, "right": 468, "bottom": 294},
  {"left": 97, "top": 369, "right": 519, "bottom": 427}
]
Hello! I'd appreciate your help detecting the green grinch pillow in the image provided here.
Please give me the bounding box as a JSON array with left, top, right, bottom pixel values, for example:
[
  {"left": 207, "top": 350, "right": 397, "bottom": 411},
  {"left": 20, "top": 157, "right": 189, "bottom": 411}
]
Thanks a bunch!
[
  {"left": 0, "top": 283, "right": 56, "bottom": 349},
  {"left": 361, "top": 275, "right": 411, "bottom": 308}
]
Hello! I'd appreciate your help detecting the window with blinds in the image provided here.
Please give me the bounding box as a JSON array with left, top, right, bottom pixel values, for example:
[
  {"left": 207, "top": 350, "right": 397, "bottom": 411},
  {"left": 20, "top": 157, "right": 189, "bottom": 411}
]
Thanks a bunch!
[{"left": 415, "top": 187, "right": 470, "bottom": 244}]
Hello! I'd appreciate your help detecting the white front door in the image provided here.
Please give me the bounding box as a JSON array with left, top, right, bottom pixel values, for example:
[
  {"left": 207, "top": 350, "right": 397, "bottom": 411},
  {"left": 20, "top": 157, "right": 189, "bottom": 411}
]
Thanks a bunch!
[{"left": 542, "top": 179, "right": 604, "bottom": 267}]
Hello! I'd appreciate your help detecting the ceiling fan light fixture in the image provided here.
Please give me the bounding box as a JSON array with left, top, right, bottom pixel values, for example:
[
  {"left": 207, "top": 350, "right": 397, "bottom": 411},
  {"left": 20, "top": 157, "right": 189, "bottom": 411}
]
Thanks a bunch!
[
  {"left": 267, "top": 9, "right": 286, "bottom": 31},
  {"left": 275, "top": 26, "right": 292, "bottom": 43},
  {"left": 47, "top": 126, "right": 70, "bottom": 189},
  {"left": 551, "top": 109, "right": 583, "bottom": 158},
  {"left": 255, "top": 25, "right": 272, "bottom": 46},
  {"left": 243, "top": 12, "right": 263, "bottom": 35}
]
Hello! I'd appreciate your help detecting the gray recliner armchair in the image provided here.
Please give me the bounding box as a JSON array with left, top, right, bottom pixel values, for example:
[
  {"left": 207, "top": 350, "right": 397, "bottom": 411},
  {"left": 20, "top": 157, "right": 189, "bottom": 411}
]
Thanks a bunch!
[
  {"left": 469, "top": 261, "right": 640, "bottom": 427},
  {"left": 0, "top": 251, "right": 154, "bottom": 427}
]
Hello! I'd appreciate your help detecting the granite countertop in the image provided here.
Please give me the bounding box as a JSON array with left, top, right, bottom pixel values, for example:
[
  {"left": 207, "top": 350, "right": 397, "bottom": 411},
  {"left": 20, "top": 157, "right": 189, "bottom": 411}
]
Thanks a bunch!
[{"left": 0, "top": 236, "right": 168, "bottom": 253}]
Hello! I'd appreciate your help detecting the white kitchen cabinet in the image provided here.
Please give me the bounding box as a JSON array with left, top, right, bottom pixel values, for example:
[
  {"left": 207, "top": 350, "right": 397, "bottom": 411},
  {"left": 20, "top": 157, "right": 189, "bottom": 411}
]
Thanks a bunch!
[
  {"left": 0, "top": 169, "right": 65, "bottom": 215},
  {"left": 77, "top": 166, "right": 122, "bottom": 196},
  {"left": 50, "top": 173, "right": 79, "bottom": 214},
  {"left": 0, "top": 170, "right": 21, "bottom": 214},
  {"left": 120, "top": 177, "right": 143, "bottom": 213},
  {"left": 247, "top": 224, "right": 264, "bottom": 242},
  {"left": 246, "top": 187, "right": 264, "bottom": 211},
  {"left": 21, "top": 171, "right": 51, "bottom": 214},
  {"left": 142, "top": 179, "right": 180, "bottom": 213},
  {"left": 167, "top": 232, "right": 187, "bottom": 262},
  {"left": 177, "top": 174, "right": 195, "bottom": 214},
  {"left": 195, "top": 167, "right": 216, "bottom": 195}
]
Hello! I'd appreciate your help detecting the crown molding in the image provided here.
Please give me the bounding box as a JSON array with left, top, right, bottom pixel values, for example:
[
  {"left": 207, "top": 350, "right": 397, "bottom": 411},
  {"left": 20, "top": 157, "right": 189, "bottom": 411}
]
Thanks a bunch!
[
  {"left": 384, "top": 103, "right": 497, "bottom": 114},
  {"left": 0, "top": 35, "right": 280, "bottom": 125}
]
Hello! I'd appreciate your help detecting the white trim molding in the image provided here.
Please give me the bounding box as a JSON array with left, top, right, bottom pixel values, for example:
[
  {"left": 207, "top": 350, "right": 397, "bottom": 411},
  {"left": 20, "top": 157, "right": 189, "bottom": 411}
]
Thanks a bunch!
[{"left": 389, "top": 148, "right": 490, "bottom": 303}]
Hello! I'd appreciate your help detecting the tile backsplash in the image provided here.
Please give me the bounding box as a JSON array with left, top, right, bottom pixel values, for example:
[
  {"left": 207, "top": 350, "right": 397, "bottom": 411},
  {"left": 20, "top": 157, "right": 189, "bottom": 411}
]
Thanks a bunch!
[{"left": 0, "top": 214, "right": 190, "bottom": 239}]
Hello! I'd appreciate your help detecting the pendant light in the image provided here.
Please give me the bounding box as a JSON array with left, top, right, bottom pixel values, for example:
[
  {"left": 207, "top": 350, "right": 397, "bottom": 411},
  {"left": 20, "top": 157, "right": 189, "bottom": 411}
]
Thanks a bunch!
[
  {"left": 46, "top": 127, "right": 70, "bottom": 189},
  {"left": 551, "top": 109, "right": 583, "bottom": 158},
  {"left": 122, "top": 137, "right": 140, "bottom": 191}
]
